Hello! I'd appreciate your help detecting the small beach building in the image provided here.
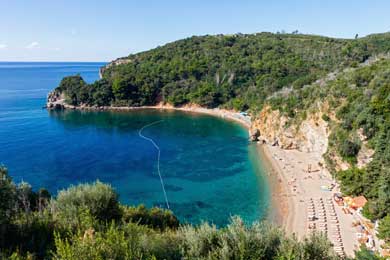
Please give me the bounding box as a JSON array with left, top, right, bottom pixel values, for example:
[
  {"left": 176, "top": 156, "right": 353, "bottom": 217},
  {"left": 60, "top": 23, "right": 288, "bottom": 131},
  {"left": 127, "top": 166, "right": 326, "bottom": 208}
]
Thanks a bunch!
[
  {"left": 351, "top": 196, "right": 368, "bottom": 209},
  {"left": 344, "top": 196, "right": 367, "bottom": 210}
]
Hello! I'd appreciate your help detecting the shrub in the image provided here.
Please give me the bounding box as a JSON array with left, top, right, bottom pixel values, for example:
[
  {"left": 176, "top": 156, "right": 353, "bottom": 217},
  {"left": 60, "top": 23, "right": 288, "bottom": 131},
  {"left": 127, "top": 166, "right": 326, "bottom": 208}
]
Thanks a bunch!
[
  {"left": 378, "top": 215, "right": 390, "bottom": 243},
  {"left": 122, "top": 205, "right": 179, "bottom": 231},
  {"left": 0, "top": 166, "right": 17, "bottom": 225},
  {"left": 339, "top": 139, "right": 360, "bottom": 160},
  {"left": 321, "top": 114, "right": 330, "bottom": 122},
  {"left": 354, "top": 246, "right": 383, "bottom": 260},
  {"left": 50, "top": 181, "right": 122, "bottom": 228},
  {"left": 337, "top": 167, "right": 366, "bottom": 195}
]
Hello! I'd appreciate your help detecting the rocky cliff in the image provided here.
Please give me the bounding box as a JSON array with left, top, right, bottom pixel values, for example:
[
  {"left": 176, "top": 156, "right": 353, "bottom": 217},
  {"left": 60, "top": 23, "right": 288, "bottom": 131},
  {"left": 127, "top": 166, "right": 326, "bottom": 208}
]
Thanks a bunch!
[
  {"left": 250, "top": 104, "right": 375, "bottom": 172},
  {"left": 251, "top": 105, "right": 329, "bottom": 155},
  {"left": 46, "top": 91, "right": 66, "bottom": 109}
]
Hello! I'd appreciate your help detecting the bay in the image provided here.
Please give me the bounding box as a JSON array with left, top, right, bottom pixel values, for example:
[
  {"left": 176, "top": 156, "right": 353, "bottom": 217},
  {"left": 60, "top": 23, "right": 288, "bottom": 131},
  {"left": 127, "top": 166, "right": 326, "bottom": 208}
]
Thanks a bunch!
[{"left": 0, "top": 62, "right": 269, "bottom": 226}]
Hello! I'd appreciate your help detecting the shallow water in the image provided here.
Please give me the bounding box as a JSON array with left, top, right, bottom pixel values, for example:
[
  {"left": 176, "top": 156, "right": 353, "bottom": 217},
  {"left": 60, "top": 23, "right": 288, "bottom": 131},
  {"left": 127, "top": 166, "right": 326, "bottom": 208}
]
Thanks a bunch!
[{"left": 0, "top": 62, "right": 269, "bottom": 226}]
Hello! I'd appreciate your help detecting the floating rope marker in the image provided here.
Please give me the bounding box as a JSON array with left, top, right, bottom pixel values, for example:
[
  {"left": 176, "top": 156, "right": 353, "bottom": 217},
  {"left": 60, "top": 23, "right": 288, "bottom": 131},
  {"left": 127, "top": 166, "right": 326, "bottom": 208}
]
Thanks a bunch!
[{"left": 138, "top": 120, "right": 170, "bottom": 209}]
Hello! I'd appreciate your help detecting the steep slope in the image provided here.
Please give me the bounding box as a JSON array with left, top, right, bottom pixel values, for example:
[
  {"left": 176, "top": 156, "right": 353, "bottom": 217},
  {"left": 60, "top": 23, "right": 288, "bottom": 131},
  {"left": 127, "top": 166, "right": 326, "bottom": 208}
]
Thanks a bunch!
[{"left": 261, "top": 56, "right": 390, "bottom": 222}]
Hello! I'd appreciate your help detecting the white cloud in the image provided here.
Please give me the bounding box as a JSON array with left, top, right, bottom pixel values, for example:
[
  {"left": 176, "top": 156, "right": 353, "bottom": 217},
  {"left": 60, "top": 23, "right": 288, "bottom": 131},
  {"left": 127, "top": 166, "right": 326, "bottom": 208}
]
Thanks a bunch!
[
  {"left": 0, "top": 43, "right": 7, "bottom": 49},
  {"left": 26, "top": 41, "right": 39, "bottom": 49},
  {"left": 51, "top": 47, "right": 61, "bottom": 51}
]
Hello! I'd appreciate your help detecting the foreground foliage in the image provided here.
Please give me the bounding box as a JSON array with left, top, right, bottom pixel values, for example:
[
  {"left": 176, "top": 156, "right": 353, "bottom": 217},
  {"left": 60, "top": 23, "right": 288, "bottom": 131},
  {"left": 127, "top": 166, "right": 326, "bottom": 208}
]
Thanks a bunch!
[{"left": 1, "top": 166, "right": 377, "bottom": 259}]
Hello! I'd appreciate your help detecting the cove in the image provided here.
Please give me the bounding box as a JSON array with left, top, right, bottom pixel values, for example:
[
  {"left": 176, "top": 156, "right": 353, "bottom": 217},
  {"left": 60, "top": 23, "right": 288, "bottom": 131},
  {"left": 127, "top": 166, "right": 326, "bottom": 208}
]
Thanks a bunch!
[
  {"left": 0, "top": 62, "right": 269, "bottom": 226},
  {"left": 46, "top": 109, "right": 270, "bottom": 226}
]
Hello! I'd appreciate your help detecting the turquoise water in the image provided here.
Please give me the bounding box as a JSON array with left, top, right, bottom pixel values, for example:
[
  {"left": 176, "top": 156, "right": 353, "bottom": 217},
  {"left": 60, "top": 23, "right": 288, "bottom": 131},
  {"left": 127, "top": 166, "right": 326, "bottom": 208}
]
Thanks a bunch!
[{"left": 0, "top": 62, "right": 269, "bottom": 226}]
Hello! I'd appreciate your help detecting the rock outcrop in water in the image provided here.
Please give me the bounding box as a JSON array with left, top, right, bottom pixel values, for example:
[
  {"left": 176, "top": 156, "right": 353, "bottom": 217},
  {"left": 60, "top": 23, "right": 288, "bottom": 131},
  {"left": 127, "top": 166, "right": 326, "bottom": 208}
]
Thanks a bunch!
[{"left": 46, "top": 91, "right": 66, "bottom": 109}]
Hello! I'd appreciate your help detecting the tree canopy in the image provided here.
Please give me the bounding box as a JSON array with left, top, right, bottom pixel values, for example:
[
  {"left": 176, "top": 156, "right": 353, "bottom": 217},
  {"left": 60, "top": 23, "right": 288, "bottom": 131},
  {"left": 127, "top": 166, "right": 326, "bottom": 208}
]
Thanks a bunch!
[{"left": 54, "top": 32, "right": 390, "bottom": 110}]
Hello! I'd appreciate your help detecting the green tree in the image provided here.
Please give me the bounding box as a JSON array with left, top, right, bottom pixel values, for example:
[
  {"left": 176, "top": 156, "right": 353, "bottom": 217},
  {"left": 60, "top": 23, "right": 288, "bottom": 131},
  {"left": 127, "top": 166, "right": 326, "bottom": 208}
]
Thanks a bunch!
[
  {"left": 355, "top": 246, "right": 384, "bottom": 260},
  {"left": 378, "top": 215, "right": 390, "bottom": 243},
  {"left": 57, "top": 75, "right": 87, "bottom": 105},
  {"left": 0, "top": 166, "right": 16, "bottom": 225}
]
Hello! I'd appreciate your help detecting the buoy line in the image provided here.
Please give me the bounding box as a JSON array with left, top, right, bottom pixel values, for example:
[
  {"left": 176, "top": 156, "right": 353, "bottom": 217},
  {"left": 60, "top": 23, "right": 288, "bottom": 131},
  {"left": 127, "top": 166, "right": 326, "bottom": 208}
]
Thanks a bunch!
[{"left": 138, "top": 120, "right": 170, "bottom": 209}]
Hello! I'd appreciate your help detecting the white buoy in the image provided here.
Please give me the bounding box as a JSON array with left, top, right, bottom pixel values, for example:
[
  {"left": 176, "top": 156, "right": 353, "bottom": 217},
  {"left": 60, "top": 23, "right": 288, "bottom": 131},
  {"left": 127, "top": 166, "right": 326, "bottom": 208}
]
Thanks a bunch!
[{"left": 138, "top": 120, "right": 170, "bottom": 209}]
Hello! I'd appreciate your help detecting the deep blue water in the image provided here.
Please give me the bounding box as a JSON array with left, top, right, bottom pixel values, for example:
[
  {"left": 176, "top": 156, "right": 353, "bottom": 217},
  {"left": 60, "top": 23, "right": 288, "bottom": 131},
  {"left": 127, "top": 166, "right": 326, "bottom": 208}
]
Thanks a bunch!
[{"left": 0, "top": 62, "right": 269, "bottom": 226}]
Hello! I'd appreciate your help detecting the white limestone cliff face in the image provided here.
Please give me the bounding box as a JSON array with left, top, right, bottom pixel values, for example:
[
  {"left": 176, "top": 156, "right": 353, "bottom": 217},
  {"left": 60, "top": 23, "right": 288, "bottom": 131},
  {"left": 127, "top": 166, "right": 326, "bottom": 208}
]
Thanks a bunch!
[
  {"left": 252, "top": 106, "right": 329, "bottom": 155},
  {"left": 251, "top": 105, "right": 376, "bottom": 172},
  {"left": 46, "top": 91, "right": 66, "bottom": 109},
  {"left": 356, "top": 128, "right": 375, "bottom": 169}
]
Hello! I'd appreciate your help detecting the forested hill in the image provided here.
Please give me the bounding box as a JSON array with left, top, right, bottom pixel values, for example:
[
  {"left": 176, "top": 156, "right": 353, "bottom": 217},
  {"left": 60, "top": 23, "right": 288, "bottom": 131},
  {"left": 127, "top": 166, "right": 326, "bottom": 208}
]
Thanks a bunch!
[{"left": 51, "top": 32, "right": 390, "bottom": 110}]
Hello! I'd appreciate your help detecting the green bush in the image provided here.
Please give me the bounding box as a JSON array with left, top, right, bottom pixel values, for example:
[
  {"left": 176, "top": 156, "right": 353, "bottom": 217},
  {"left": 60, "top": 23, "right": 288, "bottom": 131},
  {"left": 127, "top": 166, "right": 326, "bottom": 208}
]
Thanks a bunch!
[
  {"left": 0, "top": 166, "right": 17, "bottom": 225},
  {"left": 122, "top": 205, "right": 179, "bottom": 231},
  {"left": 50, "top": 181, "right": 122, "bottom": 228},
  {"left": 321, "top": 114, "right": 330, "bottom": 122},
  {"left": 339, "top": 139, "right": 360, "bottom": 160},
  {"left": 378, "top": 215, "right": 390, "bottom": 243},
  {"left": 0, "top": 165, "right": 383, "bottom": 259},
  {"left": 354, "top": 246, "right": 384, "bottom": 260},
  {"left": 53, "top": 223, "right": 155, "bottom": 260}
]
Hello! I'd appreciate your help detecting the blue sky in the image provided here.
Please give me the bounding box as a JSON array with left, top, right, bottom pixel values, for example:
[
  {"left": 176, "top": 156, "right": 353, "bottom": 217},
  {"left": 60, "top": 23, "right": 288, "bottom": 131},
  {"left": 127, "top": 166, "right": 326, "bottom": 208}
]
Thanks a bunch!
[{"left": 0, "top": 0, "right": 389, "bottom": 61}]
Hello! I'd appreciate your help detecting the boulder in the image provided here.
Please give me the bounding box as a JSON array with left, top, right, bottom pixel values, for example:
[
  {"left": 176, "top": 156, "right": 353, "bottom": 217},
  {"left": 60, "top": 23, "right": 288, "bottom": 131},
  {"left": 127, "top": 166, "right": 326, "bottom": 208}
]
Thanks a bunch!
[
  {"left": 249, "top": 128, "right": 260, "bottom": 142},
  {"left": 54, "top": 103, "right": 64, "bottom": 110}
]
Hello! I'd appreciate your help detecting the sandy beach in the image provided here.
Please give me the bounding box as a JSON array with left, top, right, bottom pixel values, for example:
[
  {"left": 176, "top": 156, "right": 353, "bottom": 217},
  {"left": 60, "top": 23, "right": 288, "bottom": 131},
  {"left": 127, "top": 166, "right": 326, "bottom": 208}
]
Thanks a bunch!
[
  {"left": 59, "top": 103, "right": 252, "bottom": 129},
  {"left": 261, "top": 144, "right": 362, "bottom": 257}
]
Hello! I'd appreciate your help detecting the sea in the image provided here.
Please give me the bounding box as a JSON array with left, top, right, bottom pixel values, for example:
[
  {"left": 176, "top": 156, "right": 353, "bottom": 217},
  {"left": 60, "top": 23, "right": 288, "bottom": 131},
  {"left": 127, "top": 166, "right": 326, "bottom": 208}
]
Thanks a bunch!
[{"left": 0, "top": 62, "right": 269, "bottom": 226}]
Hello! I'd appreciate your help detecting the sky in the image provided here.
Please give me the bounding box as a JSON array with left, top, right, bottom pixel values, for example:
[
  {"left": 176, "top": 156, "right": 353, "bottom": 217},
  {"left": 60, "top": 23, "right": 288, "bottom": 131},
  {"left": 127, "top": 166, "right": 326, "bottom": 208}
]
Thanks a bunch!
[{"left": 0, "top": 0, "right": 389, "bottom": 62}]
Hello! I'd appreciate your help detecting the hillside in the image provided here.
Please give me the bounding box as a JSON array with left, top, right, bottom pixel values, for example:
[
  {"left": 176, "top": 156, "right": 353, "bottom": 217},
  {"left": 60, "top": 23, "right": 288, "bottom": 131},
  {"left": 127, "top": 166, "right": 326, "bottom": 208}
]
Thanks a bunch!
[
  {"left": 49, "top": 32, "right": 390, "bottom": 110},
  {"left": 263, "top": 56, "right": 390, "bottom": 222}
]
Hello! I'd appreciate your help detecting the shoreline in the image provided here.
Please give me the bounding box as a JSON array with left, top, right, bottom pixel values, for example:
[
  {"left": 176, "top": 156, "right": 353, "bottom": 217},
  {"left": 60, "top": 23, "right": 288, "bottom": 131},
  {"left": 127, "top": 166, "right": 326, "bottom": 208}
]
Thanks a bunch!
[
  {"left": 261, "top": 144, "right": 360, "bottom": 257},
  {"left": 141, "top": 105, "right": 359, "bottom": 256},
  {"left": 56, "top": 103, "right": 253, "bottom": 129},
  {"left": 50, "top": 103, "right": 289, "bottom": 227},
  {"left": 125, "top": 105, "right": 290, "bottom": 229},
  {"left": 259, "top": 144, "right": 294, "bottom": 232}
]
